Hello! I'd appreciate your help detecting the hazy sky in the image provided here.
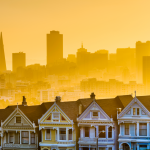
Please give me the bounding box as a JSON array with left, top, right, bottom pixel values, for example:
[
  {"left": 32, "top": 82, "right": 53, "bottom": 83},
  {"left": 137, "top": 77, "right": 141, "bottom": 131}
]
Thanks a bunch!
[{"left": 1, "top": 0, "right": 150, "bottom": 70}]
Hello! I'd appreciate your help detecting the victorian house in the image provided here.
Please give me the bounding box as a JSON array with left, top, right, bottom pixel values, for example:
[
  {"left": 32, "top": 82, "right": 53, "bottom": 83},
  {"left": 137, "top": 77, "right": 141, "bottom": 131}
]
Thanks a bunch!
[
  {"left": 0, "top": 96, "right": 40, "bottom": 150},
  {"left": 77, "top": 93, "right": 126, "bottom": 150},
  {"left": 38, "top": 96, "right": 78, "bottom": 150},
  {"left": 118, "top": 95, "right": 150, "bottom": 150}
]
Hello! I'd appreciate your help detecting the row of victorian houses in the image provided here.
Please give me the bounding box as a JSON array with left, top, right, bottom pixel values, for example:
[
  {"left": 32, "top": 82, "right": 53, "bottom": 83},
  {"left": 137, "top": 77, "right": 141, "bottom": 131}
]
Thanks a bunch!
[{"left": 0, "top": 93, "right": 149, "bottom": 150}]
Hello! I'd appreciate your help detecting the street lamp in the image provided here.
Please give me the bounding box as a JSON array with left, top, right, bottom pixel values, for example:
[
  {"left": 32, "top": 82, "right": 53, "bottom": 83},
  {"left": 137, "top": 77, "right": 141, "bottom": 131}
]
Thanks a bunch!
[
  {"left": 96, "top": 130, "right": 105, "bottom": 150},
  {"left": 96, "top": 127, "right": 115, "bottom": 150}
]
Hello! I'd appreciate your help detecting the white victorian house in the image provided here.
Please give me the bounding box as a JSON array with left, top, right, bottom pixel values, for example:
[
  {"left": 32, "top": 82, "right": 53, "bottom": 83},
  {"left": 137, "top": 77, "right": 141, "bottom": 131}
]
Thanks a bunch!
[
  {"left": 77, "top": 93, "right": 116, "bottom": 150},
  {"left": 118, "top": 95, "right": 150, "bottom": 150}
]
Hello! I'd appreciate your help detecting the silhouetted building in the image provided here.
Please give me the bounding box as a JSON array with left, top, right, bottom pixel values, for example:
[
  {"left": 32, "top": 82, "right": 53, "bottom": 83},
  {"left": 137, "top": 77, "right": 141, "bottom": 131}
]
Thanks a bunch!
[
  {"left": 47, "top": 31, "right": 63, "bottom": 66},
  {"left": 136, "top": 41, "right": 150, "bottom": 83},
  {"left": 67, "top": 54, "right": 76, "bottom": 63},
  {"left": 109, "top": 53, "right": 116, "bottom": 61},
  {"left": 116, "top": 47, "right": 136, "bottom": 73},
  {"left": 12, "top": 52, "right": 26, "bottom": 72},
  {"left": 143, "top": 56, "right": 150, "bottom": 93},
  {"left": 76, "top": 44, "right": 90, "bottom": 74},
  {"left": 0, "top": 32, "right": 6, "bottom": 72}
]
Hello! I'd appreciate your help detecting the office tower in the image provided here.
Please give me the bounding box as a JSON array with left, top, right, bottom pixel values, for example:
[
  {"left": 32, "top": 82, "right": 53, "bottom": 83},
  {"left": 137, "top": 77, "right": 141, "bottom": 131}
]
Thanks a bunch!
[
  {"left": 94, "top": 50, "right": 108, "bottom": 70},
  {"left": 109, "top": 53, "right": 116, "bottom": 61},
  {"left": 76, "top": 44, "right": 90, "bottom": 74},
  {"left": 136, "top": 41, "right": 150, "bottom": 83},
  {"left": 47, "top": 31, "right": 63, "bottom": 66},
  {"left": 116, "top": 48, "right": 136, "bottom": 73},
  {"left": 0, "top": 32, "right": 6, "bottom": 72},
  {"left": 12, "top": 52, "right": 26, "bottom": 72},
  {"left": 67, "top": 54, "right": 76, "bottom": 63},
  {"left": 143, "top": 56, "right": 150, "bottom": 93}
]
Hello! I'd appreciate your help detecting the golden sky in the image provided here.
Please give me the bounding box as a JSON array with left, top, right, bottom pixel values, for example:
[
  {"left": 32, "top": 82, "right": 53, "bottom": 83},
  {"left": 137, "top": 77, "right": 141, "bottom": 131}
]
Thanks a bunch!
[{"left": 1, "top": 0, "right": 150, "bottom": 70}]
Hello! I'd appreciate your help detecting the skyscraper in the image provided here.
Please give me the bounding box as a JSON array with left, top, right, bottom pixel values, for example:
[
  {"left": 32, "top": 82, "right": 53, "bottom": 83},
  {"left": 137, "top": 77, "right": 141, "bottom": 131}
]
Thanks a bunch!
[
  {"left": 0, "top": 32, "right": 6, "bottom": 72},
  {"left": 143, "top": 56, "right": 150, "bottom": 93},
  {"left": 47, "top": 31, "right": 63, "bottom": 66},
  {"left": 12, "top": 52, "right": 26, "bottom": 72},
  {"left": 136, "top": 41, "right": 150, "bottom": 83}
]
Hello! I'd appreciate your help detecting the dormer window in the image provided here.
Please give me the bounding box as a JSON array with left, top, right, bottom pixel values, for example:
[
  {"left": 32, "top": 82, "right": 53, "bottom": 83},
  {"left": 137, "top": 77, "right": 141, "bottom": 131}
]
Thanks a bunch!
[
  {"left": 16, "top": 117, "right": 21, "bottom": 123},
  {"left": 133, "top": 108, "right": 140, "bottom": 115}
]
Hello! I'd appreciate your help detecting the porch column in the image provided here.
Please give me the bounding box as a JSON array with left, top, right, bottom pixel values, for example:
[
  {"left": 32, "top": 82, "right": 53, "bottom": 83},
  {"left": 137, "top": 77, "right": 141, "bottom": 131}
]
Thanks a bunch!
[
  {"left": 147, "top": 144, "right": 150, "bottom": 149},
  {"left": 29, "top": 131, "right": 30, "bottom": 145},
  {"left": 106, "top": 126, "right": 108, "bottom": 139},
  {"left": 20, "top": 131, "right": 21, "bottom": 144},
  {"left": 57, "top": 128, "right": 59, "bottom": 140},
  {"left": 8, "top": 132, "right": 9, "bottom": 143},
  {"left": 106, "top": 147, "right": 108, "bottom": 150},
  {"left": 66, "top": 128, "right": 68, "bottom": 141},
  {"left": 147, "top": 122, "right": 149, "bottom": 136},
  {"left": 89, "top": 145, "right": 90, "bottom": 150},
  {"left": 137, "top": 144, "right": 139, "bottom": 150},
  {"left": 137, "top": 122, "right": 139, "bottom": 136}
]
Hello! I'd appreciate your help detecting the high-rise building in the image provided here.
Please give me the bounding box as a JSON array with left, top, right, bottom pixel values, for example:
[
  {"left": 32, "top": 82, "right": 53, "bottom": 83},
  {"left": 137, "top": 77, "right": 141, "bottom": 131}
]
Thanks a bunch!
[
  {"left": 136, "top": 41, "right": 150, "bottom": 83},
  {"left": 0, "top": 32, "right": 6, "bottom": 72},
  {"left": 143, "top": 56, "right": 150, "bottom": 93},
  {"left": 47, "top": 31, "right": 63, "bottom": 66},
  {"left": 12, "top": 52, "right": 26, "bottom": 72},
  {"left": 116, "top": 47, "right": 136, "bottom": 73}
]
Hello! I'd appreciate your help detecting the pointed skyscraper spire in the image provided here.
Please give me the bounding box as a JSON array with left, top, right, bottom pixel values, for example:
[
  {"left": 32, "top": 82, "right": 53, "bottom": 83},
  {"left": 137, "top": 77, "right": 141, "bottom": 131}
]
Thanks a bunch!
[{"left": 0, "top": 32, "right": 6, "bottom": 72}]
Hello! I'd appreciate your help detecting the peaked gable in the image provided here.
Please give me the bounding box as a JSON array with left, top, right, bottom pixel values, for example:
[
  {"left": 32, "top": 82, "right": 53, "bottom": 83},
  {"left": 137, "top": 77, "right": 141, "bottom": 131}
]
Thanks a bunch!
[
  {"left": 78, "top": 100, "right": 112, "bottom": 122},
  {"left": 38, "top": 102, "right": 73, "bottom": 124},
  {"left": 118, "top": 97, "right": 150, "bottom": 119},
  {"left": 2, "top": 107, "right": 34, "bottom": 128}
]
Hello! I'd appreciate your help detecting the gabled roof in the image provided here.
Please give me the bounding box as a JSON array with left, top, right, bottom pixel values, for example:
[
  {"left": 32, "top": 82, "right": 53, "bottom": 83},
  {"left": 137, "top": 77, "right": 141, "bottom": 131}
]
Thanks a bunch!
[{"left": 0, "top": 94, "right": 135, "bottom": 126}]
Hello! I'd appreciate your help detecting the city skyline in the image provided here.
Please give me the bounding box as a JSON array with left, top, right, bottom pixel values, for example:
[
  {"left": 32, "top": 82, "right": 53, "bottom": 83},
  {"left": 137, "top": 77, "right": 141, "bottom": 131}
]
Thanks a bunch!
[{"left": 1, "top": 0, "right": 150, "bottom": 70}]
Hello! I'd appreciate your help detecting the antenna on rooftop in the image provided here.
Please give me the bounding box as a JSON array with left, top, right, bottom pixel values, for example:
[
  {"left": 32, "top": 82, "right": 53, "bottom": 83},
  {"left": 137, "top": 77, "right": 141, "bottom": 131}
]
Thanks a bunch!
[{"left": 135, "top": 91, "right": 136, "bottom": 98}]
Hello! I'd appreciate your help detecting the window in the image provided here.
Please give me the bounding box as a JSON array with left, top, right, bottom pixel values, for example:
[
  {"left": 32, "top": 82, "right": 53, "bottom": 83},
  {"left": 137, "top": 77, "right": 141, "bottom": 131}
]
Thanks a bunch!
[
  {"left": 85, "top": 127, "right": 89, "bottom": 137},
  {"left": 139, "top": 123, "right": 147, "bottom": 136},
  {"left": 125, "top": 124, "right": 129, "bottom": 135},
  {"left": 16, "top": 117, "right": 21, "bottom": 123},
  {"left": 59, "top": 128, "right": 66, "bottom": 140},
  {"left": 9, "top": 132, "right": 14, "bottom": 143},
  {"left": 137, "top": 108, "right": 139, "bottom": 115},
  {"left": 52, "top": 113, "right": 59, "bottom": 121},
  {"left": 68, "top": 129, "right": 72, "bottom": 140},
  {"left": 99, "top": 126, "right": 105, "bottom": 138},
  {"left": 133, "top": 108, "right": 140, "bottom": 115},
  {"left": 61, "top": 115, "right": 66, "bottom": 121},
  {"left": 99, "top": 148, "right": 106, "bottom": 150},
  {"left": 108, "top": 126, "right": 112, "bottom": 138},
  {"left": 31, "top": 133, "right": 35, "bottom": 144},
  {"left": 22, "top": 131, "right": 29, "bottom": 144},
  {"left": 93, "top": 112, "right": 98, "bottom": 116},
  {"left": 133, "top": 108, "right": 136, "bottom": 115},
  {"left": 46, "top": 129, "right": 51, "bottom": 140}
]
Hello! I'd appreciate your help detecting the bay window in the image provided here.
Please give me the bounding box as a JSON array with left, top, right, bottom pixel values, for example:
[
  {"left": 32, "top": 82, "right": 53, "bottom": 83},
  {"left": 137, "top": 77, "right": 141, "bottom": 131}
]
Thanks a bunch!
[
  {"left": 46, "top": 129, "right": 51, "bottom": 140},
  {"left": 85, "top": 127, "right": 89, "bottom": 137},
  {"left": 31, "top": 132, "right": 35, "bottom": 144},
  {"left": 59, "top": 128, "right": 66, "bottom": 140},
  {"left": 139, "top": 123, "right": 147, "bottom": 136},
  {"left": 22, "top": 131, "right": 29, "bottom": 144},
  {"left": 125, "top": 124, "right": 129, "bottom": 135}
]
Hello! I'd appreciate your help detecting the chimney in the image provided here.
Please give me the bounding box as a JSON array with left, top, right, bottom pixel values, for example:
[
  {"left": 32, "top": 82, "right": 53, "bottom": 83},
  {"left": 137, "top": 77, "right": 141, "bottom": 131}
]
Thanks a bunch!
[
  {"left": 79, "top": 104, "right": 82, "bottom": 115},
  {"left": 22, "top": 96, "right": 27, "bottom": 106},
  {"left": 117, "top": 108, "right": 122, "bottom": 114},
  {"left": 55, "top": 96, "right": 61, "bottom": 103},
  {"left": 90, "top": 92, "right": 95, "bottom": 100}
]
